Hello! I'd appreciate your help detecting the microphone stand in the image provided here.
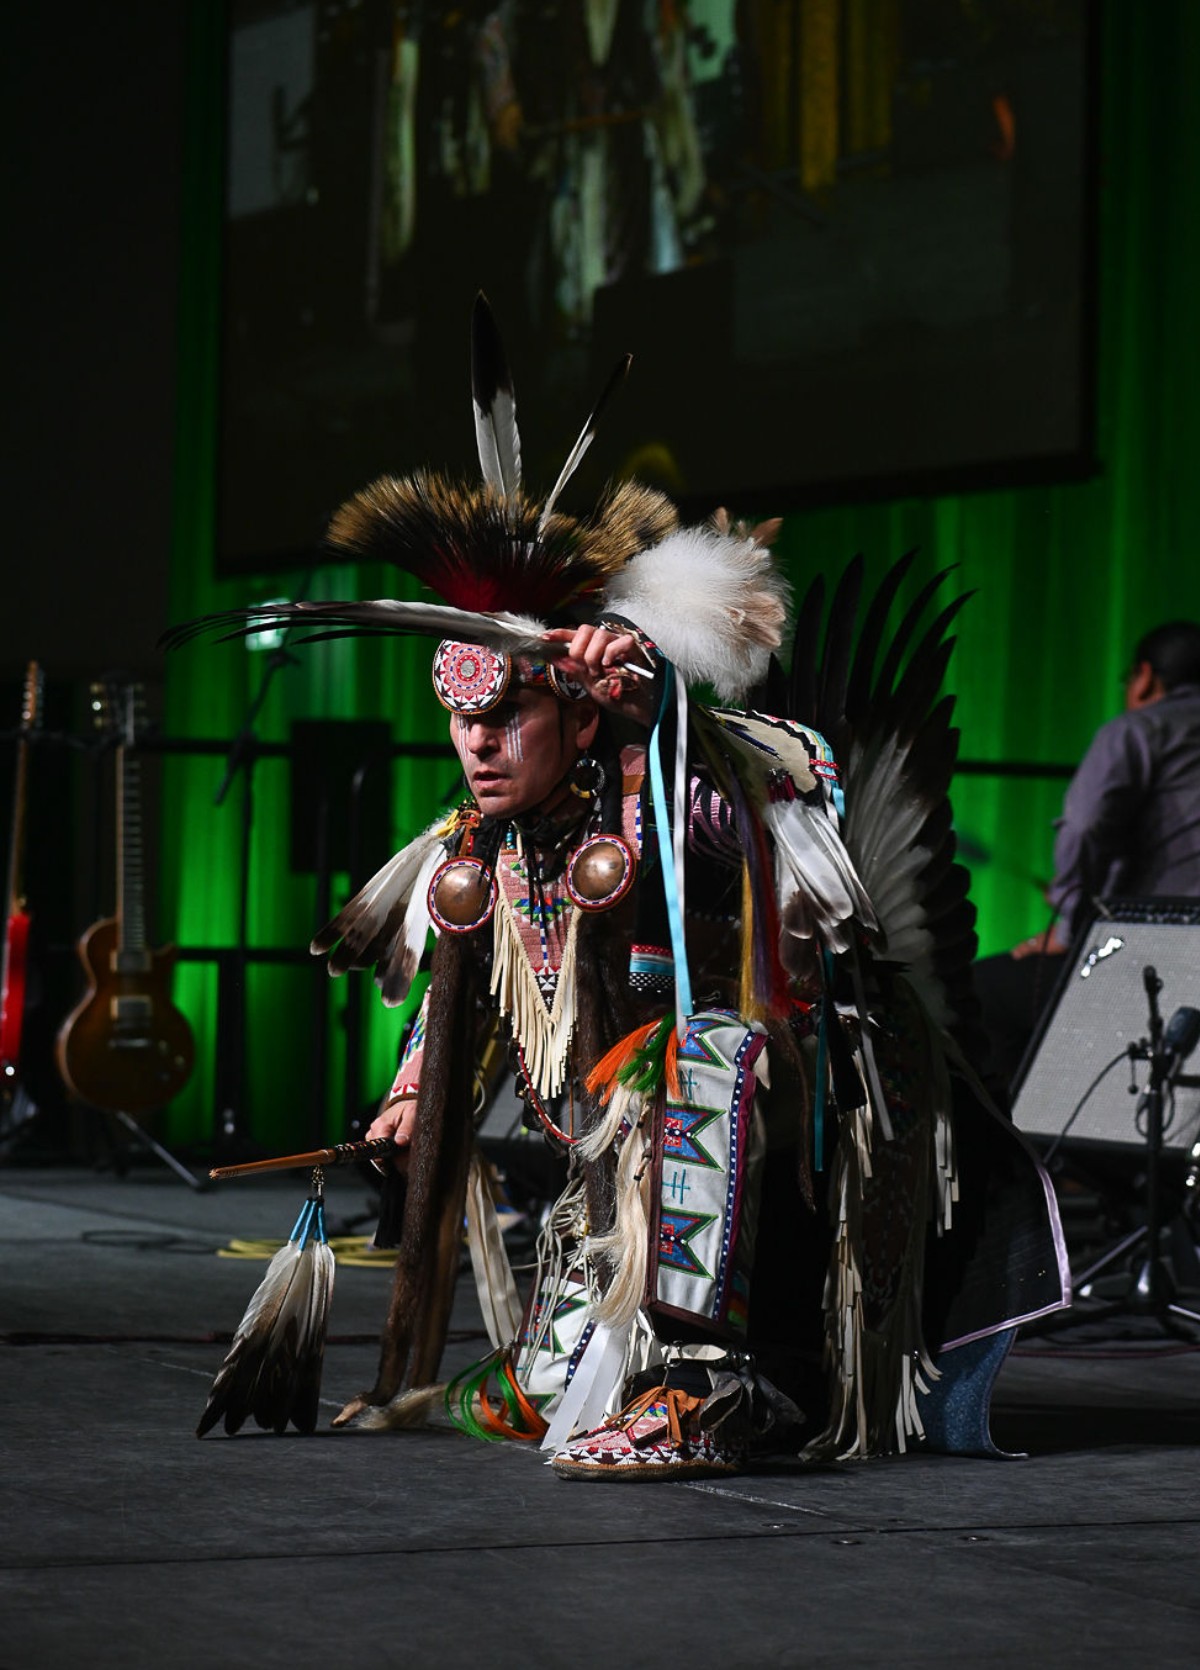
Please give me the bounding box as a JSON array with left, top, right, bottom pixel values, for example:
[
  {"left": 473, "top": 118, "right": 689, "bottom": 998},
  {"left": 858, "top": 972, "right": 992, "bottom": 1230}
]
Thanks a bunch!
[{"left": 209, "top": 588, "right": 309, "bottom": 1160}]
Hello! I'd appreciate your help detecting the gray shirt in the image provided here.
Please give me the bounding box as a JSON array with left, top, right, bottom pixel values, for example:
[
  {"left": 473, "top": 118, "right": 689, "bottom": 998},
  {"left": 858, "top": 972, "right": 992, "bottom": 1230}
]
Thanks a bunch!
[{"left": 1047, "top": 683, "right": 1200, "bottom": 936}]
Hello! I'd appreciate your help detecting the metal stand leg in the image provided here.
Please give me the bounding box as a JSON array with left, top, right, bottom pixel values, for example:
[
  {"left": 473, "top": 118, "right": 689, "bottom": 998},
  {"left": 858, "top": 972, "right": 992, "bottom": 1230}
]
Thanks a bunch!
[{"left": 111, "top": 1108, "right": 207, "bottom": 1191}]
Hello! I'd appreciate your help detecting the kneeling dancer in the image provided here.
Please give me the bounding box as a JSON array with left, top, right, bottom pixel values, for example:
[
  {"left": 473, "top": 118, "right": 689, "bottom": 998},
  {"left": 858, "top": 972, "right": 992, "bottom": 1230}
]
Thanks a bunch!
[{"left": 188, "top": 298, "right": 1069, "bottom": 1476}]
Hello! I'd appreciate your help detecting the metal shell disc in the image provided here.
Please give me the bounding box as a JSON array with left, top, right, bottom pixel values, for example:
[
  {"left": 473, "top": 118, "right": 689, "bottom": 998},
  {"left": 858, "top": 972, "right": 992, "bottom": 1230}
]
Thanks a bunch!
[
  {"left": 565, "top": 835, "right": 637, "bottom": 912},
  {"left": 427, "top": 857, "right": 498, "bottom": 933}
]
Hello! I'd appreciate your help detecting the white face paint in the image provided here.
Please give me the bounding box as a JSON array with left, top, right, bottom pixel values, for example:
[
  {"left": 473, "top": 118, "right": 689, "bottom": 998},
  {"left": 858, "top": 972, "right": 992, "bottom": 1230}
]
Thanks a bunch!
[
  {"left": 506, "top": 710, "right": 524, "bottom": 761},
  {"left": 454, "top": 707, "right": 522, "bottom": 761}
]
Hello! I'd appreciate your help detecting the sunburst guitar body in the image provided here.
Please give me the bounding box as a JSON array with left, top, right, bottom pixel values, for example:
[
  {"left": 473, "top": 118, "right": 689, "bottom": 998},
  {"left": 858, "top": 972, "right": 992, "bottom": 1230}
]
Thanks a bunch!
[
  {"left": 56, "top": 921, "right": 194, "bottom": 1114},
  {"left": 55, "top": 680, "right": 194, "bottom": 1115}
]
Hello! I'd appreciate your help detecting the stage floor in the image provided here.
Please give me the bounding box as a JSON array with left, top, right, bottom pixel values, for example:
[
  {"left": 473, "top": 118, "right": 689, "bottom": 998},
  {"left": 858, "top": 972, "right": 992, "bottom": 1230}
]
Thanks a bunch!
[{"left": 2, "top": 1162, "right": 1198, "bottom": 1669}]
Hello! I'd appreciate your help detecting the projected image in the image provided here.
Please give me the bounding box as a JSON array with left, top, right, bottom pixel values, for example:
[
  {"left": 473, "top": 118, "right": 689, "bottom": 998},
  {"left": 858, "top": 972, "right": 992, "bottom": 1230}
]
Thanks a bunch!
[{"left": 219, "top": 0, "right": 1093, "bottom": 572}]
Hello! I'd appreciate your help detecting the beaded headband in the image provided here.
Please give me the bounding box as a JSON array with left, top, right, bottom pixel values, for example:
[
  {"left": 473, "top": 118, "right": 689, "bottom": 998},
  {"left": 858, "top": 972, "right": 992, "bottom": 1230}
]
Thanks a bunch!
[{"left": 431, "top": 639, "right": 587, "bottom": 715}]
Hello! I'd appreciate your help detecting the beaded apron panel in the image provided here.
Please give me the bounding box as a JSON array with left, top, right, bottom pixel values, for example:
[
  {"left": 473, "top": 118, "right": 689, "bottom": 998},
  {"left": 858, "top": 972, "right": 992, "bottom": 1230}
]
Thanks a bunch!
[{"left": 650, "top": 1011, "right": 768, "bottom": 1338}]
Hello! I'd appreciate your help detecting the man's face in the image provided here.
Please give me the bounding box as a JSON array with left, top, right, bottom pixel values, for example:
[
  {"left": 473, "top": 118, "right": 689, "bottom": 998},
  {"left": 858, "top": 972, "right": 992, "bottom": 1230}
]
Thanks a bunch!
[{"left": 450, "top": 685, "right": 598, "bottom": 819}]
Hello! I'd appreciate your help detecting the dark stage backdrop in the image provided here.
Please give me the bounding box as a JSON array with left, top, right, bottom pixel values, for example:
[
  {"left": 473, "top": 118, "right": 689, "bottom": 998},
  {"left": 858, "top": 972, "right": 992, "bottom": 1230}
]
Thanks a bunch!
[
  {"left": 160, "top": 0, "right": 1200, "bottom": 1152},
  {"left": 214, "top": 0, "right": 1097, "bottom": 574}
]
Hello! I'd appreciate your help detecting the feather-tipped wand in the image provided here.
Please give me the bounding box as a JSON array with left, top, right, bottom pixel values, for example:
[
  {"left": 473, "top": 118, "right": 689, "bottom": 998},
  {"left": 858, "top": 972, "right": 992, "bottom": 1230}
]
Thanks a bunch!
[{"left": 197, "top": 1181, "right": 336, "bottom": 1437}]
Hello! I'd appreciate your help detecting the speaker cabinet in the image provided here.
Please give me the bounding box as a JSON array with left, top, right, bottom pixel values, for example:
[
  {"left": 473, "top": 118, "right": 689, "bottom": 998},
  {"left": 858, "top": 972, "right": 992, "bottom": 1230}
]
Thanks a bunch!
[{"left": 1012, "top": 899, "right": 1200, "bottom": 1152}]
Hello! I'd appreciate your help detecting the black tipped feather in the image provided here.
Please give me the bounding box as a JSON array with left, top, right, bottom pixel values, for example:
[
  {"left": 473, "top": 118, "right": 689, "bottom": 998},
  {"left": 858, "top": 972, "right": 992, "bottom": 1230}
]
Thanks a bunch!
[
  {"left": 539, "top": 354, "right": 633, "bottom": 528},
  {"left": 471, "top": 293, "right": 521, "bottom": 499},
  {"left": 844, "top": 547, "right": 919, "bottom": 720},
  {"left": 197, "top": 1202, "right": 334, "bottom": 1439},
  {"left": 872, "top": 566, "right": 958, "bottom": 706},
  {"left": 815, "top": 556, "right": 863, "bottom": 734},
  {"left": 783, "top": 552, "right": 983, "bottom": 1055},
  {"left": 787, "top": 574, "right": 825, "bottom": 725}
]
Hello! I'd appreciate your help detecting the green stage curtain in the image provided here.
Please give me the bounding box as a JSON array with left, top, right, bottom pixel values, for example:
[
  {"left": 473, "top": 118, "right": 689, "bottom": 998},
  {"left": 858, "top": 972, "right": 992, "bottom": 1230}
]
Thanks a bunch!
[{"left": 162, "top": 1, "right": 1200, "bottom": 1152}]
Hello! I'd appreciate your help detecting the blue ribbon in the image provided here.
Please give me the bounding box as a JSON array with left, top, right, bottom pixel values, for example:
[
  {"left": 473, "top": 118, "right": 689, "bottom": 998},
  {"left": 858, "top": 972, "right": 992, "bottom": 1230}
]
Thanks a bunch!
[{"left": 648, "top": 665, "right": 693, "bottom": 1027}]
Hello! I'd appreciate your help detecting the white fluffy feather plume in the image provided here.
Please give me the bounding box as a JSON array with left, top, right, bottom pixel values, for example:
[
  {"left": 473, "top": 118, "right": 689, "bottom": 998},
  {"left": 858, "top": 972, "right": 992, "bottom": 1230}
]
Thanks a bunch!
[{"left": 602, "top": 524, "right": 790, "bottom": 701}]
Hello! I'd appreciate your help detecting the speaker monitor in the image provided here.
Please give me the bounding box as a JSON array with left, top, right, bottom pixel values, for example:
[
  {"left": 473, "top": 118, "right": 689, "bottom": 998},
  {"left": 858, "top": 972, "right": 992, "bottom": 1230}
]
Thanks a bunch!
[{"left": 1012, "top": 899, "right": 1200, "bottom": 1152}]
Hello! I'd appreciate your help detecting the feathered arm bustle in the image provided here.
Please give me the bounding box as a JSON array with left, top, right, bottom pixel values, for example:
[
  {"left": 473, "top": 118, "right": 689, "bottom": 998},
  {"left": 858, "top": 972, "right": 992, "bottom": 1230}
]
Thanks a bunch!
[{"left": 311, "top": 816, "right": 451, "bottom": 1005}]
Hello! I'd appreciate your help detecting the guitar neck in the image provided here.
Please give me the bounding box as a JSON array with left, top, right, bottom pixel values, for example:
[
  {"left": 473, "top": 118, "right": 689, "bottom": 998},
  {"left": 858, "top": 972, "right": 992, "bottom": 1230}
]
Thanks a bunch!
[
  {"left": 5, "top": 736, "right": 30, "bottom": 921},
  {"left": 116, "top": 742, "right": 149, "bottom": 961},
  {"left": 5, "top": 662, "right": 42, "bottom": 923}
]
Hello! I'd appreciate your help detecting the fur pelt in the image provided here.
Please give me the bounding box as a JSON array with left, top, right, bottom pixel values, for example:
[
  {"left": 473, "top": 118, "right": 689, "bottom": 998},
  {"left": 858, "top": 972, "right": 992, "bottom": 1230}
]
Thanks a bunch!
[
  {"left": 353, "top": 931, "right": 479, "bottom": 1413},
  {"left": 341, "top": 750, "right": 639, "bottom": 1428}
]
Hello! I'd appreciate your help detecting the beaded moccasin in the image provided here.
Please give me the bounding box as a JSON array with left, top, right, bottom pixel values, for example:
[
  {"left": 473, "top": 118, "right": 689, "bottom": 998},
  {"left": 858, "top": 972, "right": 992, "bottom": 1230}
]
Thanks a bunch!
[{"left": 551, "top": 1383, "right": 748, "bottom": 1481}]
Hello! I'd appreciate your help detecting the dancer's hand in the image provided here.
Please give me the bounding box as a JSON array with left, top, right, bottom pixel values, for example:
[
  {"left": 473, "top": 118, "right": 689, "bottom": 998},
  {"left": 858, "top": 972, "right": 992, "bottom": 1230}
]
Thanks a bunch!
[
  {"left": 366, "top": 1094, "right": 417, "bottom": 1172},
  {"left": 543, "top": 623, "right": 657, "bottom": 726}
]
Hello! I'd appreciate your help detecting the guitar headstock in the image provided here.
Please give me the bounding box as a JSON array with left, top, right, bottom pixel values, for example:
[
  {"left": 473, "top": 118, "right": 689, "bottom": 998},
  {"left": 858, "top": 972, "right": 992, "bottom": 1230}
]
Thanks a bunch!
[
  {"left": 20, "top": 662, "right": 44, "bottom": 733},
  {"left": 89, "top": 677, "right": 148, "bottom": 748}
]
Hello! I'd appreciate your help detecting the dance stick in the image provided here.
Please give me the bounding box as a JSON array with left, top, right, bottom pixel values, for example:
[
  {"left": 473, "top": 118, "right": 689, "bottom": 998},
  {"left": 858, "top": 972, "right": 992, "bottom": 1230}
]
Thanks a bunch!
[{"left": 209, "top": 1137, "right": 394, "bottom": 1181}]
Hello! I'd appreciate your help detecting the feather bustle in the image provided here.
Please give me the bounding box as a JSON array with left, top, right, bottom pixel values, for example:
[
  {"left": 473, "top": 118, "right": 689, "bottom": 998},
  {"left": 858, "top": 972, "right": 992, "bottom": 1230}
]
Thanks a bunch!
[{"left": 788, "top": 552, "right": 982, "bottom": 1052}]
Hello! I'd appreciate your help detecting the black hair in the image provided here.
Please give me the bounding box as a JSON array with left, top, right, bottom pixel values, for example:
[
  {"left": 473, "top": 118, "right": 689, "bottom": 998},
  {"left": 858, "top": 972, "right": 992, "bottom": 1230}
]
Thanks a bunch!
[{"left": 1134, "top": 621, "right": 1200, "bottom": 690}]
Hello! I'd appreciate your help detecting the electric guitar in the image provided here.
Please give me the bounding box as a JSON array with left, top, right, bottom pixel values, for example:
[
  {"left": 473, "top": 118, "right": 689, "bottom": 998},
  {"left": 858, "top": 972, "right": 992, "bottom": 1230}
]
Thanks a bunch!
[
  {"left": 56, "top": 680, "right": 195, "bottom": 1114},
  {"left": 0, "top": 662, "right": 44, "bottom": 1100}
]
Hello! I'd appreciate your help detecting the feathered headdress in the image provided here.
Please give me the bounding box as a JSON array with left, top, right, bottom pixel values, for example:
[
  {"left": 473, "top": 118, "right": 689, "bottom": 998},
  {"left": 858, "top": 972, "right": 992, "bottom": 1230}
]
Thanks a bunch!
[
  {"left": 164, "top": 295, "right": 799, "bottom": 1019},
  {"left": 161, "top": 294, "right": 788, "bottom": 707}
]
